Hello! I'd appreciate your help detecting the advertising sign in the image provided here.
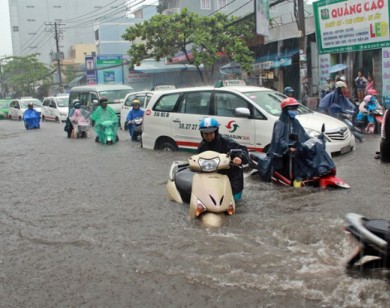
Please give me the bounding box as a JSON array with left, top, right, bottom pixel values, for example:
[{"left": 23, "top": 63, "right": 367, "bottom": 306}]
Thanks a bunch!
[
  {"left": 255, "top": 0, "right": 270, "bottom": 37},
  {"left": 382, "top": 48, "right": 390, "bottom": 109},
  {"left": 313, "top": 0, "right": 390, "bottom": 54},
  {"left": 96, "top": 55, "right": 124, "bottom": 84},
  {"left": 85, "top": 55, "right": 96, "bottom": 85}
]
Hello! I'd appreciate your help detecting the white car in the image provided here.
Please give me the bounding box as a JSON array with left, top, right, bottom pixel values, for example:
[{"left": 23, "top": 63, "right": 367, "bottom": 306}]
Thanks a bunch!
[
  {"left": 9, "top": 97, "right": 42, "bottom": 121},
  {"left": 41, "top": 94, "right": 69, "bottom": 123},
  {"left": 142, "top": 82, "right": 356, "bottom": 156},
  {"left": 120, "top": 91, "right": 154, "bottom": 130}
]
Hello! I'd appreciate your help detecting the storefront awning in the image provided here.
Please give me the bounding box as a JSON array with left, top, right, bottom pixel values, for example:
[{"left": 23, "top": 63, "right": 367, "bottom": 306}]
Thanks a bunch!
[
  {"left": 134, "top": 58, "right": 200, "bottom": 74},
  {"left": 219, "top": 62, "right": 241, "bottom": 75},
  {"left": 254, "top": 48, "right": 299, "bottom": 70}
]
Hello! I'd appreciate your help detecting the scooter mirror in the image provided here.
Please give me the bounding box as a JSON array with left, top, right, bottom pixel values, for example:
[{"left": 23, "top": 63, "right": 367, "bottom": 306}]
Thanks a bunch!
[{"left": 321, "top": 123, "right": 325, "bottom": 133}]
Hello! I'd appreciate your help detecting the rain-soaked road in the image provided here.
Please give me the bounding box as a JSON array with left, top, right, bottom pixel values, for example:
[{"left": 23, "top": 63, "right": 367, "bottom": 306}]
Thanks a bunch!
[{"left": 0, "top": 119, "right": 389, "bottom": 307}]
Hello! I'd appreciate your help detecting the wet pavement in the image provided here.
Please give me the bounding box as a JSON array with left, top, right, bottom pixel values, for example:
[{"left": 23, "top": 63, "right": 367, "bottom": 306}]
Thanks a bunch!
[{"left": 0, "top": 119, "right": 389, "bottom": 307}]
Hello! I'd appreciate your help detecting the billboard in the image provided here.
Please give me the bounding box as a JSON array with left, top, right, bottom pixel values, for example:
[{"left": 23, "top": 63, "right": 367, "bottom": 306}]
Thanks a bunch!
[
  {"left": 255, "top": 0, "right": 269, "bottom": 37},
  {"left": 96, "top": 55, "right": 124, "bottom": 84},
  {"left": 313, "top": 0, "right": 390, "bottom": 54}
]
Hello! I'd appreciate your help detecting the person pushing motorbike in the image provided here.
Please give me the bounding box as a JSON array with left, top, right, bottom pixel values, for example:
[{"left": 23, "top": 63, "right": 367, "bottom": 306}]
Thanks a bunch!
[
  {"left": 197, "top": 117, "right": 249, "bottom": 201},
  {"left": 126, "top": 99, "right": 144, "bottom": 142}
]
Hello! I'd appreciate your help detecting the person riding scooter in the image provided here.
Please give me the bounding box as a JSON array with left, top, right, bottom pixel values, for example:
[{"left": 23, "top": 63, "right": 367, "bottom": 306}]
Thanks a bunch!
[
  {"left": 263, "top": 97, "right": 335, "bottom": 187},
  {"left": 197, "top": 117, "right": 249, "bottom": 201},
  {"left": 23, "top": 102, "right": 40, "bottom": 129},
  {"left": 126, "top": 99, "right": 144, "bottom": 142},
  {"left": 69, "top": 100, "right": 90, "bottom": 138},
  {"left": 318, "top": 81, "right": 356, "bottom": 117},
  {"left": 91, "top": 96, "right": 119, "bottom": 143},
  {"left": 356, "top": 94, "right": 382, "bottom": 134}
]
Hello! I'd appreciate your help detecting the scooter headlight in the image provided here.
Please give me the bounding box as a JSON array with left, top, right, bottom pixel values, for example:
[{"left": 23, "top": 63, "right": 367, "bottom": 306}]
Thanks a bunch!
[{"left": 198, "top": 157, "right": 220, "bottom": 172}]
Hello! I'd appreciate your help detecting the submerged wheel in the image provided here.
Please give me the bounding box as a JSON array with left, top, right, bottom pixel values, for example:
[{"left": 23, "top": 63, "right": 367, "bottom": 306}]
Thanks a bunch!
[
  {"left": 41, "top": 115, "right": 45, "bottom": 122},
  {"left": 158, "top": 140, "right": 177, "bottom": 151}
]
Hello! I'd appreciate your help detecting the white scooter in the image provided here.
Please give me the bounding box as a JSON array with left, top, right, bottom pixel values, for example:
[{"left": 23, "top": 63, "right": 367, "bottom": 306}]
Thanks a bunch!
[{"left": 167, "top": 150, "right": 242, "bottom": 219}]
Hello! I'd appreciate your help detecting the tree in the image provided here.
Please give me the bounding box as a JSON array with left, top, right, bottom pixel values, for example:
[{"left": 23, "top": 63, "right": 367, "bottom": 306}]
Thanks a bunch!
[
  {"left": 1, "top": 54, "right": 50, "bottom": 97},
  {"left": 122, "top": 9, "right": 255, "bottom": 84}
]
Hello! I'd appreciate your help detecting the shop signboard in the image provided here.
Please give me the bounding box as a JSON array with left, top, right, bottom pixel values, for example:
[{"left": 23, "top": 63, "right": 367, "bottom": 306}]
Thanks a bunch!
[
  {"left": 96, "top": 55, "right": 124, "bottom": 84},
  {"left": 382, "top": 47, "right": 390, "bottom": 109},
  {"left": 313, "top": 0, "right": 390, "bottom": 54}
]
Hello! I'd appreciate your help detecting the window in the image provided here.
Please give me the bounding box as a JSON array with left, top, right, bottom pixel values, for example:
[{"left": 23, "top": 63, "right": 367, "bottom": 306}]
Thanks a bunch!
[
  {"left": 216, "top": 0, "right": 227, "bottom": 10},
  {"left": 214, "top": 92, "right": 251, "bottom": 117},
  {"left": 153, "top": 94, "right": 180, "bottom": 112},
  {"left": 13, "top": 26, "right": 19, "bottom": 32},
  {"left": 178, "top": 92, "right": 211, "bottom": 115},
  {"left": 201, "top": 0, "right": 211, "bottom": 10}
]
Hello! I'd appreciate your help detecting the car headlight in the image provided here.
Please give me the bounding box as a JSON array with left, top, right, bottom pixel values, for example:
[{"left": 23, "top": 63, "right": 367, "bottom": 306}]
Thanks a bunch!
[
  {"left": 198, "top": 157, "right": 220, "bottom": 172},
  {"left": 304, "top": 127, "right": 321, "bottom": 138}
]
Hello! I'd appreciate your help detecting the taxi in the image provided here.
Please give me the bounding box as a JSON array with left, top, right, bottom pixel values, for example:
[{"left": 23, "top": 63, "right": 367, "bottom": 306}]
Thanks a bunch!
[{"left": 141, "top": 80, "right": 356, "bottom": 156}]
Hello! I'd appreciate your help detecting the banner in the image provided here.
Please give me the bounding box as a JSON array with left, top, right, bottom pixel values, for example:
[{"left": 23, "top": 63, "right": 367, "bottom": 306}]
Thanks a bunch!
[
  {"left": 96, "top": 55, "right": 124, "bottom": 84},
  {"left": 313, "top": 0, "right": 390, "bottom": 54},
  {"left": 255, "top": 0, "right": 269, "bottom": 37},
  {"left": 382, "top": 48, "right": 390, "bottom": 109}
]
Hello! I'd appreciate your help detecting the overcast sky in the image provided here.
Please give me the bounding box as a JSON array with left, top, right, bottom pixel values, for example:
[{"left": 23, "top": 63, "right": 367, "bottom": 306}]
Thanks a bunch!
[{"left": 0, "top": 0, "right": 12, "bottom": 57}]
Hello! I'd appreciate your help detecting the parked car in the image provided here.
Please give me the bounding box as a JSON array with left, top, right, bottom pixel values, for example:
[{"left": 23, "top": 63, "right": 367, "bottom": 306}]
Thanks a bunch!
[
  {"left": 120, "top": 91, "right": 155, "bottom": 130},
  {"left": 41, "top": 94, "right": 70, "bottom": 123},
  {"left": 9, "top": 97, "right": 42, "bottom": 120},
  {"left": 0, "top": 99, "right": 11, "bottom": 119},
  {"left": 142, "top": 81, "right": 356, "bottom": 156}
]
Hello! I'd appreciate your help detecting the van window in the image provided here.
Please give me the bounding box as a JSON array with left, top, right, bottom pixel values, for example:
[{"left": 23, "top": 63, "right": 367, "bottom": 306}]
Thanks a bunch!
[
  {"left": 214, "top": 92, "right": 251, "bottom": 117},
  {"left": 98, "top": 90, "right": 130, "bottom": 101},
  {"left": 153, "top": 93, "right": 180, "bottom": 112},
  {"left": 178, "top": 92, "right": 211, "bottom": 115}
]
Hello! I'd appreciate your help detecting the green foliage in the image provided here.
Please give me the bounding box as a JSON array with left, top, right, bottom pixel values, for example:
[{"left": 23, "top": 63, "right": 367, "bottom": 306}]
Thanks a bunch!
[
  {"left": 1, "top": 54, "right": 50, "bottom": 97},
  {"left": 122, "top": 9, "right": 255, "bottom": 83}
]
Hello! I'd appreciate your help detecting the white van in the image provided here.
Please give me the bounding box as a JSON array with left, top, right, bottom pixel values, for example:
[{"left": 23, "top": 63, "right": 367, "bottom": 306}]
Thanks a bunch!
[
  {"left": 142, "top": 84, "right": 356, "bottom": 156},
  {"left": 68, "top": 84, "right": 133, "bottom": 117}
]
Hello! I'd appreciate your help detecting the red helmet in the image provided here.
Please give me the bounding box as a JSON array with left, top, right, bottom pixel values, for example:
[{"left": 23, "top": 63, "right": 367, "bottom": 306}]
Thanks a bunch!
[
  {"left": 367, "top": 89, "right": 378, "bottom": 96},
  {"left": 281, "top": 97, "right": 300, "bottom": 110}
]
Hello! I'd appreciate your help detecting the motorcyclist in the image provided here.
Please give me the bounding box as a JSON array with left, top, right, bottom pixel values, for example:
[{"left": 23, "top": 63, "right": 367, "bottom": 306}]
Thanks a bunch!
[
  {"left": 264, "top": 97, "right": 335, "bottom": 187},
  {"left": 91, "top": 97, "right": 118, "bottom": 143},
  {"left": 23, "top": 102, "right": 40, "bottom": 129},
  {"left": 126, "top": 99, "right": 144, "bottom": 142},
  {"left": 284, "top": 86, "right": 294, "bottom": 97},
  {"left": 318, "top": 81, "right": 356, "bottom": 117},
  {"left": 197, "top": 117, "right": 248, "bottom": 201},
  {"left": 69, "top": 100, "right": 90, "bottom": 138},
  {"left": 356, "top": 94, "right": 382, "bottom": 134}
]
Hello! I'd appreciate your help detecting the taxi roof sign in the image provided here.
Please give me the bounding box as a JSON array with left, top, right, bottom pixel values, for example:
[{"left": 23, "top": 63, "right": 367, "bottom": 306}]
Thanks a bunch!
[{"left": 214, "top": 80, "right": 247, "bottom": 88}]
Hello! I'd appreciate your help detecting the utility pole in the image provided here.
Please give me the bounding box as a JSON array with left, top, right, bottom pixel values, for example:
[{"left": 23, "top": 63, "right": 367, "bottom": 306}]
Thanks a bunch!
[
  {"left": 295, "top": 0, "right": 307, "bottom": 104},
  {"left": 47, "top": 22, "right": 64, "bottom": 93}
]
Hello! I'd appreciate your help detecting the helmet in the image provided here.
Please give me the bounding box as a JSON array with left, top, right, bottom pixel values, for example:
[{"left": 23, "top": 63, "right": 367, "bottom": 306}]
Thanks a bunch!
[
  {"left": 335, "top": 81, "right": 346, "bottom": 88},
  {"left": 367, "top": 89, "right": 378, "bottom": 96},
  {"left": 364, "top": 95, "right": 372, "bottom": 103},
  {"left": 340, "top": 76, "right": 346, "bottom": 82},
  {"left": 73, "top": 99, "right": 80, "bottom": 106},
  {"left": 280, "top": 97, "right": 299, "bottom": 110},
  {"left": 283, "top": 86, "right": 294, "bottom": 95},
  {"left": 74, "top": 102, "right": 81, "bottom": 109},
  {"left": 199, "top": 117, "right": 220, "bottom": 133},
  {"left": 132, "top": 99, "right": 140, "bottom": 106},
  {"left": 364, "top": 95, "right": 374, "bottom": 103},
  {"left": 28, "top": 102, "right": 33, "bottom": 108},
  {"left": 99, "top": 96, "right": 108, "bottom": 104}
]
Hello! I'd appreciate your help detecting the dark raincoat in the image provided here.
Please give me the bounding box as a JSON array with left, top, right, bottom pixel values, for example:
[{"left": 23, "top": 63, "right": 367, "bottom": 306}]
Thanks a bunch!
[
  {"left": 318, "top": 88, "right": 356, "bottom": 116},
  {"left": 258, "top": 109, "right": 335, "bottom": 181},
  {"left": 197, "top": 134, "right": 248, "bottom": 195}
]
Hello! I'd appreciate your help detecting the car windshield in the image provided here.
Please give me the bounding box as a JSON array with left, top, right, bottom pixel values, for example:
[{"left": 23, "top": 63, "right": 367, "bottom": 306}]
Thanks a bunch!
[
  {"left": 0, "top": 101, "right": 10, "bottom": 108},
  {"left": 20, "top": 99, "right": 42, "bottom": 108},
  {"left": 98, "top": 90, "right": 130, "bottom": 103},
  {"left": 242, "top": 90, "right": 313, "bottom": 117},
  {"left": 56, "top": 97, "right": 69, "bottom": 107}
]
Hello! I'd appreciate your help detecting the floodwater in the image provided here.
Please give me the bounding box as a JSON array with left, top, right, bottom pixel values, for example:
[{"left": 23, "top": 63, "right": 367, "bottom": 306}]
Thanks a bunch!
[{"left": 0, "top": 120, "right": 389, "bottom": 307}]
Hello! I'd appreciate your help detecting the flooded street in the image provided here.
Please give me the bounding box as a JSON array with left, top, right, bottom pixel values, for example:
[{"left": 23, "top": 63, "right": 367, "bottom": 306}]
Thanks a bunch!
[{"left": 0, "top": 120, "right": 389, "bottom": 307}]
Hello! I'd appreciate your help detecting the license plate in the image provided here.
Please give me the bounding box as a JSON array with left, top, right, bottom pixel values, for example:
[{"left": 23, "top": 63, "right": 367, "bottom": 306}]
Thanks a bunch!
[{"left": 340, "top": 145, "right": 352, "bottom": 154}]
